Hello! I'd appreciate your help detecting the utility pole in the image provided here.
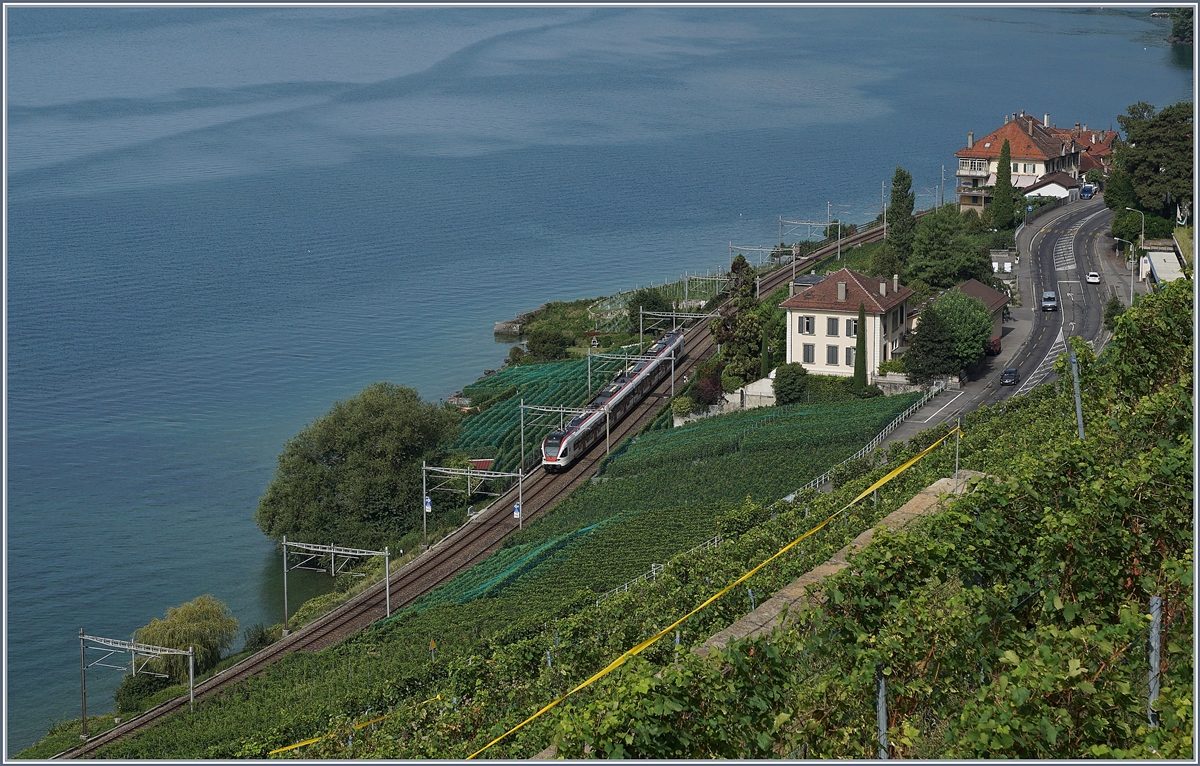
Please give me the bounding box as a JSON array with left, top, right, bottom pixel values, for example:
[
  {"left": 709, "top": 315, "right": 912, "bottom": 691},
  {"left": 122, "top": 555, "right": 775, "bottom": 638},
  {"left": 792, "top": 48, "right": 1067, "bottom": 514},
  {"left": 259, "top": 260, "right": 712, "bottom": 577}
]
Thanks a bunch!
[
  {"left": 941, "top": 165, "right": 946, "bottom": 207},
  {"left": 882, "top": 180, "right": 888, "bottom": 237},
  {"left": 79, "top": 629, "right": 87, "bottom": 740}
]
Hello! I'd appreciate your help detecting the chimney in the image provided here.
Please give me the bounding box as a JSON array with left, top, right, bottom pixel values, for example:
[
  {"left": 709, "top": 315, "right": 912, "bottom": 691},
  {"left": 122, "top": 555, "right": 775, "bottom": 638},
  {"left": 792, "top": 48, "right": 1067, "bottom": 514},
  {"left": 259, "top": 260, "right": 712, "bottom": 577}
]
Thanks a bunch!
[
  {"left": 1020, "top": 109, "right": 1025, "bottom": 117},
  {"left": 837, "top": 282, "right": 846, "bottom": 302},
  {"left": 1082, "top": 124, "right": 1087, "bottom": 131},
  {"left": 1012, "top": 112, "right": 1017, "bottom": 123},
  {"left": 880, "top": 280, "right": 888, "bottom": 297},
  {"left": 893, "top": 274, "right": 899, "bottom": 293},
  {"left": 1028, "top": 117, "right": 1034, "bottom": 136},
  {"left": 967, "top": 131, "right": 974, "bottom": 149},
  {"left": 1075, "top": 121, "right": 1080, "bottom": 131},
  {"left": 1044, "top": 112, "right": 1050, "bottom": 126},
  {"left": 1004, "top": 114, "right": 1009, "bottom": 124}
]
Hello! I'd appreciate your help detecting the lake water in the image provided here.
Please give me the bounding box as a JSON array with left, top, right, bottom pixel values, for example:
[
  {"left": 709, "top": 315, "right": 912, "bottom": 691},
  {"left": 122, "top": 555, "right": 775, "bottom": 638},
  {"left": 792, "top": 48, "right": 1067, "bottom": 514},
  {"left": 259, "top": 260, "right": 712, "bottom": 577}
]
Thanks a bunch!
[{"left": 4, "top": 6, "right": 1191, "bottom": 753}]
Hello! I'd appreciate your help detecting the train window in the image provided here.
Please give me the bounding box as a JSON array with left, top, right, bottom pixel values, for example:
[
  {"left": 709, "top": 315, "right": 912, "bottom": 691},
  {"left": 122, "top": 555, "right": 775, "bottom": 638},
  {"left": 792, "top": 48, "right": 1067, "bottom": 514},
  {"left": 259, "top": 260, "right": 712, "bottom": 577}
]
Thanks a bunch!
[{"left": 544, "top": 434, "right": 563, "bottom": 457}]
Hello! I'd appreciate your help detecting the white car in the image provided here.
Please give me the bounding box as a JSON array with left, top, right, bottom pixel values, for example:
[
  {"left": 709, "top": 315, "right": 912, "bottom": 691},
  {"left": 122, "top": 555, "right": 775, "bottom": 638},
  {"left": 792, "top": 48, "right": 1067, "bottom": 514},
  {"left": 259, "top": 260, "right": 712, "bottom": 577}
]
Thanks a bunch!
[{"left": 1086, "top": 272, "right": 1101, "bottom": 284}]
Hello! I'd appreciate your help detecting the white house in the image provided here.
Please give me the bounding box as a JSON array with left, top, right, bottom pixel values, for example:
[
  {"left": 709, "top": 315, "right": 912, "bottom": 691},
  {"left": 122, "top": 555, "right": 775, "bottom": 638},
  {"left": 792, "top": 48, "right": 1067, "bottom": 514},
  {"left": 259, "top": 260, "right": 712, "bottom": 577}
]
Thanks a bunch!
[{"left": 779, "top": 268, "right": 914, "bottom": 382}]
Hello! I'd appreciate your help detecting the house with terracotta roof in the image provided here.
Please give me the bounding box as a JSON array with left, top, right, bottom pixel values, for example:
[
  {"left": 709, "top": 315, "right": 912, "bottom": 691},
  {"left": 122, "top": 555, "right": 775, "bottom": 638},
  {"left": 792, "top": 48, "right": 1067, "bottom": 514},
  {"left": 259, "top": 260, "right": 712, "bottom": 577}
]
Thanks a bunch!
[
  {"left": 779, "top": 268, "right": 914, "bottom": 382},
  {"left": 1022, "top": 171, "right": 1080, "bottom": 200},
  {"left": 955, "top": 111, "right": 1083, "bottom": 213},
  {"left": 1047, "top": 121, "right": 1116, "bottom": 178},
  {"left": 951, "top": 279, "right": 1010, "bottom": 339}
]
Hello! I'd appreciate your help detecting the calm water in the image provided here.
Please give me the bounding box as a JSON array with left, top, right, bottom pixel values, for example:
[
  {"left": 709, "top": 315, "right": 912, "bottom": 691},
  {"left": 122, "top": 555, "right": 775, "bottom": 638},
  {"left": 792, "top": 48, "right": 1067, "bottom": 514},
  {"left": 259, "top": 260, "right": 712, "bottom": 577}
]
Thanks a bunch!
[{"left": 4, "top": 6, "right": 1191, "bottom": 753}]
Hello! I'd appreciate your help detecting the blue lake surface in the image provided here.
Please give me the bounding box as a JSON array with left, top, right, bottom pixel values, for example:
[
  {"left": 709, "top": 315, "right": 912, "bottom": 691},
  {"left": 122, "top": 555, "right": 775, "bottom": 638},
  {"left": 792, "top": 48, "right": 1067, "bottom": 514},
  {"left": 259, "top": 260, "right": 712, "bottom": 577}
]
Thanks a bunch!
[{"left": 4, "top": 6, "right": 1191, "bottom": 753}]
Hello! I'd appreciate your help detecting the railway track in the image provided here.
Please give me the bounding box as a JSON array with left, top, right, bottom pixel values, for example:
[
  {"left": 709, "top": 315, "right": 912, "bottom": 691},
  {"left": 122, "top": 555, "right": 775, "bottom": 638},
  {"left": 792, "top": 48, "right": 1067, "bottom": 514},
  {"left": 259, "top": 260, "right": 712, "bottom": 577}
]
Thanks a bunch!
[{"left": 61, "top": 227, "right": 881, "bottom": 758}]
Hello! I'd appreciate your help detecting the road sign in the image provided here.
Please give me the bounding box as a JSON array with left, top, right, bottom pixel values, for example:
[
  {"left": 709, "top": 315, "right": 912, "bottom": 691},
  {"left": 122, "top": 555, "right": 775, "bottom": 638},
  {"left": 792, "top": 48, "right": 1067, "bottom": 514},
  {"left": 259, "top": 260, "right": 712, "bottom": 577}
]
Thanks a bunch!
[
  {"left": 1027, "top": 205, "right": 1033, "bottom": 211},
  {"left": 513, "top": 502, "right": 522, "bottom": 519},
  {"left": 424, "top": 496, "right": 431, "bottom": 513}
]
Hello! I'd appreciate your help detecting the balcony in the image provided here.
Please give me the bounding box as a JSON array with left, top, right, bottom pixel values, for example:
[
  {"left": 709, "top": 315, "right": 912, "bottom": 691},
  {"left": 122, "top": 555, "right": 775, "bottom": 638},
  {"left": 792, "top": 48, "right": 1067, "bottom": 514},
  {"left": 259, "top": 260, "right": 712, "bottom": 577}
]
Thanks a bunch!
[
  {"left": 956, "top": 166, "right": 989, "bottom": 178},
  {"left": 956, "top": 185, "right": 991, "bottom": 196}
]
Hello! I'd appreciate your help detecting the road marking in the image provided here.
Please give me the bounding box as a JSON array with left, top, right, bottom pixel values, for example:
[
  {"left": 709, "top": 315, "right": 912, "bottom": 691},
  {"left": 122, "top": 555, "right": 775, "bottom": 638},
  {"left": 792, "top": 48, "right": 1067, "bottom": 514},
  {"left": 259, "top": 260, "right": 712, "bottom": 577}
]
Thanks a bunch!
[
  {"left": 911, "top": 390, "right": 964, "bottom": 423},
  {"left": 1015, "top": 329, "right": 1066, "bottom": 396}
]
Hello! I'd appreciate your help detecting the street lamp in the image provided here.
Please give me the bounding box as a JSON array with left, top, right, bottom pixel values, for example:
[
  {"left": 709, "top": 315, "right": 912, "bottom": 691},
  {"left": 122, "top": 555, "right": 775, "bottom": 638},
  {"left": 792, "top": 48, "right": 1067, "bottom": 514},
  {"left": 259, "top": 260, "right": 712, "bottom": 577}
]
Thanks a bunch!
[
  {"left": 1125, "top": 207, "right": 1145, "bottom": 302},
  {"left": 1114, "top": 237, "right": 1136, "bottom": 306}
]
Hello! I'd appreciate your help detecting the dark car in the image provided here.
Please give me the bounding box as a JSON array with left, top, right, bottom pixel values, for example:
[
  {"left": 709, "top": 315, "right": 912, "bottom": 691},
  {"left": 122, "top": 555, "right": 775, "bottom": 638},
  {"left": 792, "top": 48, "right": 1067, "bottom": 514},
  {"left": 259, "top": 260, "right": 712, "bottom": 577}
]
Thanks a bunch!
[{"left": 999, "top": 367, "right": 1020, "bottom": 386}]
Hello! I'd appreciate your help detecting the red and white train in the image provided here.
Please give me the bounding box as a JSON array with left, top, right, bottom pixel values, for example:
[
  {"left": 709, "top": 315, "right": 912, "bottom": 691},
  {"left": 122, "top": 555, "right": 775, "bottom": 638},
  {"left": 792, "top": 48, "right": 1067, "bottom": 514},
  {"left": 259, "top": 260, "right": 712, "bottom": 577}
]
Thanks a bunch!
[{"left": 541, "top": 330, "right": 685, "bottom": 472}]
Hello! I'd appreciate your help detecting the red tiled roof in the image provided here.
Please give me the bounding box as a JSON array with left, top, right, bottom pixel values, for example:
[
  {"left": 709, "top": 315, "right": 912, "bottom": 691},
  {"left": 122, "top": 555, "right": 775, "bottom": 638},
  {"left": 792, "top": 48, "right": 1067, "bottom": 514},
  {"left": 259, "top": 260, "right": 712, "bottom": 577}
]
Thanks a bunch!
[
  {"left": 953, "top": 279, "right": 1010, "bottom": 314},
  {"left": 469, "top": 459, "right": 495, "bottom": 471},
  {"left": 779, "top": 268, "right": 913, "bottom": 314},
  {"left": 1047, "top": 126, "right": 1116, "bottom": 157},
  {"left": 1023, "top": 171, "right": 1080, "bottom": 195},
  {"left": 957, "top": 115, "right": 1073, "bottom": 162}
]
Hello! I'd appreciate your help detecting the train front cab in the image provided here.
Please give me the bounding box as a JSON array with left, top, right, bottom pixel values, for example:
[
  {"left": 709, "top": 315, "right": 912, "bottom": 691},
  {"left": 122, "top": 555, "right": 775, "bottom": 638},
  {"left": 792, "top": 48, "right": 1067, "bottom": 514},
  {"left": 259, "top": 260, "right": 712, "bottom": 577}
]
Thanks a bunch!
[{"left": 542, "top": 430, "right": 568, "bottom": 473}]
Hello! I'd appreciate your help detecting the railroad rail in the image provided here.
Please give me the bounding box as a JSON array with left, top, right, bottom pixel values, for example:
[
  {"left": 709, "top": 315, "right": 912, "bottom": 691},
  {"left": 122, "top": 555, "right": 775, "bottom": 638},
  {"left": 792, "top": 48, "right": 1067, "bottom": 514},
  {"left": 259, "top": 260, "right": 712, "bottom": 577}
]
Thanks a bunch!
[{"left": 58, "top": 223, "right": 884, "bottom": 758}]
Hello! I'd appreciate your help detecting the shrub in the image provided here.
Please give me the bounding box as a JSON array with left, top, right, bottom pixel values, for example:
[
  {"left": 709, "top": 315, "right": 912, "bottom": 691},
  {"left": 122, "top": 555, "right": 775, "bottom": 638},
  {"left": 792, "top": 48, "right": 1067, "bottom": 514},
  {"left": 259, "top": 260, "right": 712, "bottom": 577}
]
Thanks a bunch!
[
  {"left": 526, "top": 328, "right": 571, "bottom": 360},
  {"left": 670, "top": 396, "right": 697, "bottom": 419},
  {"left": 114, "top": 672, "right": 172, "bottom": 714},
  {"left": 772, "top": 363, "right": 809, "bottom": 405},
  {"left": 878, "top": 358, "right": 906, "bottom": 375},
  {"left": 720, "top": 369, "right": 745, "bottom": 394},
  {"left": 242, "top": 623, "right": 278, "bottom": 654}
]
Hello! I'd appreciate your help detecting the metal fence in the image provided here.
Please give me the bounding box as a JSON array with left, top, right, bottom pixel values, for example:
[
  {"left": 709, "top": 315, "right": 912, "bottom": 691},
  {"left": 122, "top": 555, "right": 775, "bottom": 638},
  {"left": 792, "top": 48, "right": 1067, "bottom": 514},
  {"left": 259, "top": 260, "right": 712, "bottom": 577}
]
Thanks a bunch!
[{"left": 782, "top": 381, "right": 945, "bottom": 501}]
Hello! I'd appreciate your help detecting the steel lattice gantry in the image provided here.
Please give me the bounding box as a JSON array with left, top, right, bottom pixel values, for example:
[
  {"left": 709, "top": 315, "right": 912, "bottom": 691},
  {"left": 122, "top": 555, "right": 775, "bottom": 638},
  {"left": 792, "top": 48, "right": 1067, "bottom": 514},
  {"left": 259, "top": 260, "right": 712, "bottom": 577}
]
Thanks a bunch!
[{"left": 77, "top": 631, "right": 197, "bottom": 738}]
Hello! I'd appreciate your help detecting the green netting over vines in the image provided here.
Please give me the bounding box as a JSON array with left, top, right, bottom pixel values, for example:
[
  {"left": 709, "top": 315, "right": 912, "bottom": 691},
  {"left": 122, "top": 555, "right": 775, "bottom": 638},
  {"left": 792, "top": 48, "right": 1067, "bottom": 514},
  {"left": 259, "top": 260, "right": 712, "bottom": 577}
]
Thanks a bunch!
[{"left": 452, "top": 359, "right": 623, "bottom": 472}]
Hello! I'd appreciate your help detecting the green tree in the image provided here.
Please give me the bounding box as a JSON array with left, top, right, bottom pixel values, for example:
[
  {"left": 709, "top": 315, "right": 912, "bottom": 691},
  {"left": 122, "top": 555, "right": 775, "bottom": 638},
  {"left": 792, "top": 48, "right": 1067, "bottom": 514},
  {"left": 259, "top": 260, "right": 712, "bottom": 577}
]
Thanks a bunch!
[
  {"left": 1083, "top": 168, "right": 1104, "bottom": 185},
  {"left": 132, "top": 595, "right": 238, "bottom": 682},
  {"left": 255, "top": 383, "right": 460, "bottom": 550},
  {"left": 905, "top": 291, "right": 991, "bottom": 382},
  {"left": 1112, "top": 208, "right": 1175, "bottom": 244},
  {"left": 1102, "top": 168, "right": 1138, "bottom": 213},
  {"left": 759, "top": 327, "right": 771, "bottom": 380},
  {"left": 1114, "top": 101, "right": 1194, "bottom": 218},
  {"left": 772, "top": 362, "right": 808, "bottom": 405},
  {"left": 867, "top": 242, "right": 902, "bottom": 280},
  {"left": 991, "top": 139, "right": 1015, "bottom": 230},
  {"left": 905, "top": 205, "right": 992, "bottom": 289},
  {"left": 526, "top": 327, "right": 570, "bottom": 360},
  {"left": 709, "top": 255, "right": 762, "bottom": 388},
  {"left": 1168, "top": 8, "right": 1193, "bottom": 45},
  {"left": 1103, "top": 294, "right": 1126, "bottom": 331},
  {"left": 886, "top": 167, "right": 916, "bottom": 267},
  {"left": 625, "top": 287, "right": 674, "bottom": 326},
  {"left": 852, "top": 302, "right": 867, "bottom": 392}
]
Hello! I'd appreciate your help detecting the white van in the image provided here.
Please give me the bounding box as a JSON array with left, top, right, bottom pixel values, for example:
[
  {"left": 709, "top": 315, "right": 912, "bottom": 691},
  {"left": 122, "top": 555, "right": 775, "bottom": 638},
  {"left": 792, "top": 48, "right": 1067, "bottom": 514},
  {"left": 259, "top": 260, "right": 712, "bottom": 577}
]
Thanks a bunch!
[{"left": 1041, "top": 291, "right": 1058, "bottom": 311}]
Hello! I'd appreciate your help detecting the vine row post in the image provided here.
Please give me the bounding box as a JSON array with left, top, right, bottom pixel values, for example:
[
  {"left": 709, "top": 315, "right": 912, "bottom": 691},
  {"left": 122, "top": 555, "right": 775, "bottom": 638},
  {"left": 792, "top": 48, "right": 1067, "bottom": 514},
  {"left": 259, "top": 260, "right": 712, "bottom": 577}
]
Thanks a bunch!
[
  {"left": 1148, "top": 594, "right": 1162, "bottom": 727},
  {"left": 875, "top": 665, "right": 888, "bottom": 759}
]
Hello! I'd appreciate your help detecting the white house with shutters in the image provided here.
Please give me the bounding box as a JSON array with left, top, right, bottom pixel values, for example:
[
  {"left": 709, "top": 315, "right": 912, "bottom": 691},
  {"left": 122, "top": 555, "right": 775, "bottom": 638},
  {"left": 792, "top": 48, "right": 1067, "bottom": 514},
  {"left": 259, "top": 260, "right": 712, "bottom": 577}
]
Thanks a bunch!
[{"left": 779, "top": 268, "right": 914, "bottom": 382}]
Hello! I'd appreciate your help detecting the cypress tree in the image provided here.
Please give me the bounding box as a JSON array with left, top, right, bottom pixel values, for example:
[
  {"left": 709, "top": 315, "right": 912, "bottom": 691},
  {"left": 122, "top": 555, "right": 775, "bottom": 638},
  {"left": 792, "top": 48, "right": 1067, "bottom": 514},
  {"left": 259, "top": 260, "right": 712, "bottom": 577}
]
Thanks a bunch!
[
  {"left": 992, "top": 139, "right": 1015, "bottom": 230},
  {"left": 886, "top": 166, "right": 916, "bottom": 266},
  {"left": 760, "top": 326, "right": 771, "bottom": 380},
  {"left": 852, "top": 302, "right": 868, "bottom": 392}
]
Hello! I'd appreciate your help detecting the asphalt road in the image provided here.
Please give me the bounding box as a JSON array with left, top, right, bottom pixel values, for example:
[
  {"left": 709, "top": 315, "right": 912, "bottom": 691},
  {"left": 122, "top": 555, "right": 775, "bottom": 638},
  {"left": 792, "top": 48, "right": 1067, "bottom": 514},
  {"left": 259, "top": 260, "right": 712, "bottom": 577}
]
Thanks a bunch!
[
  {"left": 1002, "top": 199, "right": 1111, "bottom": 395},
  {"left": 887, "top": 196, "right": 1124, "bottom": 436}
]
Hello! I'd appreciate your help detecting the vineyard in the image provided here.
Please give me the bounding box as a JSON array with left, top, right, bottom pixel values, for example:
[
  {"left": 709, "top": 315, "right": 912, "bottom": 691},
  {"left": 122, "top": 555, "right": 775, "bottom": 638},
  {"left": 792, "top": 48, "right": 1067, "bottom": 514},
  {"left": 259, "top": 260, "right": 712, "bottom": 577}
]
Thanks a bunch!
[
  {"left": 86, "top": 279, "right": 1192, "bottom": 760},
  {"left": 90, "top": 384, "right": 927, "bottom": 758},
  {"left": 451, "top": 359, "right": 610, "bottom": 472}
]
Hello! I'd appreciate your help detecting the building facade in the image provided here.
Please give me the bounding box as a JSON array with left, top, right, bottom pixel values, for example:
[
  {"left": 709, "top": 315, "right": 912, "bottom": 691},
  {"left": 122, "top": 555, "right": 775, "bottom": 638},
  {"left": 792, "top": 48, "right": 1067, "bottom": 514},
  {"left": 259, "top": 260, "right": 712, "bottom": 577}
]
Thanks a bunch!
[
  {"left": 779, "top": 268, "right": 913, "bottom": 382},
  {"left": 956, "top": 111, "right": 1084, "bottom": 213}
]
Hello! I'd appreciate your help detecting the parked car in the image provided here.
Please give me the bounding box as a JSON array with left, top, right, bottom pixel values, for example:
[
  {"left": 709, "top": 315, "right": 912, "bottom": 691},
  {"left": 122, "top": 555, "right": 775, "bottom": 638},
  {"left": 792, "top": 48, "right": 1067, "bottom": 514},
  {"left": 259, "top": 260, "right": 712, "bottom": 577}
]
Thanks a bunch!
[
  {"left": 1041, "top": 291, "right": 1058, "bottom": 311},
  {"left": 1086, "top": 271, "right": 1100, "bottom": 284},
  {"left": 985, "top": 336, "right": 1002, "bottom": 355},
  {"left": 999, "top": 367, "right": 1020, "bottom": 386},
  {"left": 1079, "top": 184, "right": 1095, "bottom": 199}
]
